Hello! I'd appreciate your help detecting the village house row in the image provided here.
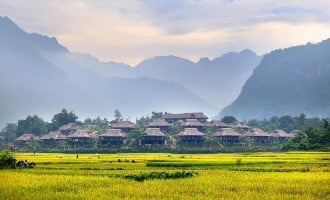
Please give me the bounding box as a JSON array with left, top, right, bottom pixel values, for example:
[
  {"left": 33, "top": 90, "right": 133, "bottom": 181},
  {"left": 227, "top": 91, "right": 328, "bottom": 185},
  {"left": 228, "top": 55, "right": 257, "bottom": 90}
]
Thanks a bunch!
[{"left": 15, "top": 112, "right": 297, "bottom": 149}]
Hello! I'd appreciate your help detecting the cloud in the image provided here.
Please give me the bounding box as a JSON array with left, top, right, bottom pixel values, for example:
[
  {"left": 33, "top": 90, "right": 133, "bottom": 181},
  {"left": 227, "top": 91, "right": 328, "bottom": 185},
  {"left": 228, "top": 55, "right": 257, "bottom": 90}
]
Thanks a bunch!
[
  {"left": 0, "top": 0, "right": 330, "bottom": 65},
  {"left": 227, "top": 22, "right": 330, "bottom": 55}
]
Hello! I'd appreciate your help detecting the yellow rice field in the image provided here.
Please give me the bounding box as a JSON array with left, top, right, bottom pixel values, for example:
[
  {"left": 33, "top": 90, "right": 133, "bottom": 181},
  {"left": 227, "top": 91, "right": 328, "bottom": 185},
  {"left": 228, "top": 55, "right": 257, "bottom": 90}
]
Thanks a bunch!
[{"left": 0, "top": 152, "right": 329, "bottom": 199}]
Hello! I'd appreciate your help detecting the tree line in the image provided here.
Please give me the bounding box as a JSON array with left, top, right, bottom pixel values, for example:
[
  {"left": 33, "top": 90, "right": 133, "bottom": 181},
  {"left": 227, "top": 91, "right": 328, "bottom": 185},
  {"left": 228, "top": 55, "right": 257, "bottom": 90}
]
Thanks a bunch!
[
  {"left": 244, "top": 114, "right": 329, "bottom": 151},
  {"left": 0, "top": 110, "right": 329, "bottom": 151},
  {"left": 0, "top": 109, "right": 78, "bottom": 143}
]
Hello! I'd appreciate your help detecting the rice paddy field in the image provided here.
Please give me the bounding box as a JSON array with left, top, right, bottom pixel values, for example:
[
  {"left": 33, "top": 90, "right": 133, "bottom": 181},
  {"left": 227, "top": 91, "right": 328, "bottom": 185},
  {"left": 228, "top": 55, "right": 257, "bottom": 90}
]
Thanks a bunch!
[{"left": 0, "top": 152, "right": 329, "bottom": 200}]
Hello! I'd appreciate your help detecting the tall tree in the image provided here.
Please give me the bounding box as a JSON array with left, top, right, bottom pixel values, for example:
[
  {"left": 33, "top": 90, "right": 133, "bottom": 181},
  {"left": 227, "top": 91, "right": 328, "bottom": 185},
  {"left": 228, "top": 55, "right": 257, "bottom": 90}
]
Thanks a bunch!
[
  {"left": 0, "top": 123, "right": 17, "bottom": 142},
  {"left": 51, "top": 109, "right": 78, "bottom": 130},
  {"left": 221, "top": 116, "right": 238, "bottom": 124},
  {"left": 151, "top": 111, "right": 163, "bottom": 120},
  {"left": 16, "top": 115, "right": 48, "bottom": 137},
  {"left": 278, "top": 115, "right": 295, "bottom": 132},
  {"left": 114, "top": 109, "right": 123, "bottom": 122}
]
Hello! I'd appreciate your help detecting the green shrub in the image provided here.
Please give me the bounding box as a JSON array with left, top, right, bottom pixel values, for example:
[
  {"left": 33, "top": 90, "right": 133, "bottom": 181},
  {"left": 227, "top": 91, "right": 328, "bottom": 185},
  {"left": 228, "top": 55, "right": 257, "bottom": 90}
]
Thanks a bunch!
[
  {"left": 122, "top": 171, "right": 197, "bottom": 182},
  {"left": 0, "top": 149, "right": 16, "bottom": 169}
]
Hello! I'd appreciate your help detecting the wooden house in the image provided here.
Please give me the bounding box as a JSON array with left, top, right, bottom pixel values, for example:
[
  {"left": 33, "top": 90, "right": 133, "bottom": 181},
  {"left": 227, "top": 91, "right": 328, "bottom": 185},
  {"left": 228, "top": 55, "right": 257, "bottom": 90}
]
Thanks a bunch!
[
  {"left": 99, "top": 129, "right": 127, "bottom": 146},
  {"left": 271, "top": 129, "right": 294, "bottom": 142},
  {"left": 68, "top": 130, "right": 96, "bottom": 145},
  {"left": 182, "top": 119, "right": 206, "bottom": 131},
  {"left": 59, "top": 123, "right": 79, "bottom": 135},
  {"left": 39, "top": 131, "right": 67, "bottom": 146},
  {"left": 148, "top": 119, "right": 171, "bottom": 132},
  {"left": 111, "top": 120, "right": 135, "bottom": 132},
  {"left": 161, "top": 112, "right": 208, "bottom": 123},
  {"left": 244, "top": 128, "right": 271, "bottom": 143},
  {"left": 214, "top": 128, "right": 242, "bottom": 144},
  {"left": 178, "top": 128, "right": 205, "bottom": 143},
  {"left": 141, "top": 128, "right": 166, "bottom": 145},
  {"left": 15, "top": 134, "right": 39, "bottom": 146}
]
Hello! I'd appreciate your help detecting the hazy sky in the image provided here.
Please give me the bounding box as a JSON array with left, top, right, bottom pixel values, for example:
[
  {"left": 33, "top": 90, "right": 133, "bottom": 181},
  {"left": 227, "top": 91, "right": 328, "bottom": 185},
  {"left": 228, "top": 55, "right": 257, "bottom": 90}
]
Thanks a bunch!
[{"left": 1, "top": 0, "right": 330, "bottom": 65}]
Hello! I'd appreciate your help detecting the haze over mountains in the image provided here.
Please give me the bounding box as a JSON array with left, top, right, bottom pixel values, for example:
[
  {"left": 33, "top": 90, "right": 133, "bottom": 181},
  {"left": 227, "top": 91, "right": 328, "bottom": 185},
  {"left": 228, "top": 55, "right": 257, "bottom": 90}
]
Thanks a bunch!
[
  {"left": 1, "top": 16, "right": 328, "bottom": 127},
  {"left": 0, "top": 16, "right": 262, "bottom": 127},
  {"left": 109, "top": 50, "right": 261, "bottom": 108},
  {"left": 219, "top": 39, "right": 330, "bottom": 120}
]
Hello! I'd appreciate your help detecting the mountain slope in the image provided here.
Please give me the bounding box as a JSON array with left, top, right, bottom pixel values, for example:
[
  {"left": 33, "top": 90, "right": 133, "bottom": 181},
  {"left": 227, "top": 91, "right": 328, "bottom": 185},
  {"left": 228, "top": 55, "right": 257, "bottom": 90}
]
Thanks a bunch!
[
  {"left": 0, "top": 16, "right": 217, "bottom": 126},
  {"left": 218, "top": 39, "right": 330, "bottom": 120},
  {"left": 100, "top": 50, "right": 262, "bottom": 108}
]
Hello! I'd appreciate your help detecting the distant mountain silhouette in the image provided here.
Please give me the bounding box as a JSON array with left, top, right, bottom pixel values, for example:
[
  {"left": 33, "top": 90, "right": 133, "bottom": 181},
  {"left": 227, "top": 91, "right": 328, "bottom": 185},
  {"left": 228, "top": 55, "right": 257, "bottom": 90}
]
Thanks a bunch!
[
  {"left": 218, "top": 39, "right": 330, "bottom": 120},
  {"left": 97, "top": 50, "right": 262, "bottom": 108},
  {"left": 0, "top": 16, "right": 218, "bottom": 126}
]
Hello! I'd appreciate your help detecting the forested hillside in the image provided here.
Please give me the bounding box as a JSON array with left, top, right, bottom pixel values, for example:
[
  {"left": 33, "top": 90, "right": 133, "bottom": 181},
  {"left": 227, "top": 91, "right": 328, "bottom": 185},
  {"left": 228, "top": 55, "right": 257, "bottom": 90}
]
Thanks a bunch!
[{"left": 219, "top": 39, "right": 330, "bottom": 120}]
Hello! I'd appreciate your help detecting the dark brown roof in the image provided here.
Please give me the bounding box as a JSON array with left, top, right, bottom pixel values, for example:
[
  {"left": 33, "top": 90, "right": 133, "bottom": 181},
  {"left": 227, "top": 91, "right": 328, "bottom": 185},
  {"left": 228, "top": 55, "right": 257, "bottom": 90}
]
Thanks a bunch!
[
  {"left": 68, "top": 130, "right": 96, "bottom": 139},
  {"left": 15, "top": 134, "right": 39, "bottom": 141},
  {"left": 59, "top": 123, "right": 79, "bottom": 131},
  {"left": 111, "top": 120, "right": 135, "bottom": 129},
  {"left": 271, "top": 130, "right": 293, "bottom": 138},
  {"left": 178, "top": 128, "right": 205, "bottom": 136},
  {"left": 162, "top": 112, "right": 208, "bottom": 120},
  {"left": 40, "top": 132, "right": 67, "bottom": 140},
  {"left": 182, "top": 119, "right": 205, "bottom": 127},
  {"left": 245, "top": 128, "right": 270, "bottom": 137},
  {"left": 148, "top": 119, "right": 171, "bottom": 127},
  {"left": 214, "top": 128, "right": 241, "bottom": 137},
  {"left": 145, "top": 128, "right": 165, "bottom": 136},
  {"left": 100, "top": 129, "right": 127, "bottom": 137}
]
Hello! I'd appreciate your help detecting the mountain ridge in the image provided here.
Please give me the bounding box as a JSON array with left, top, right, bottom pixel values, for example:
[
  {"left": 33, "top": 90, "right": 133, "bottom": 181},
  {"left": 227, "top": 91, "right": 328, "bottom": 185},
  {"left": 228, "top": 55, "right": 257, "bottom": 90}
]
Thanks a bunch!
[
  {"left": 0, "top": 16, "right": 218, "bottom": 127},
  {"left": 218, "top": 39, "right": 330, "bottom": 120},
  {"left": 0, "top": 17, "right": 262, "bottom": 110}
]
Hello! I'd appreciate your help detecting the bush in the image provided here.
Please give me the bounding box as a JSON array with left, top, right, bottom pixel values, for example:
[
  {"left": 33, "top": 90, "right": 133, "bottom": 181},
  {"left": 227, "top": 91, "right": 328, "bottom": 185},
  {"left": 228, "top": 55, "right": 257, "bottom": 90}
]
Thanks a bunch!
[
  {"left": 122, "top": 171, "right": 197, "bottom": 182},
  {"left": 0, "top": 149, "right": 16, "bottom": 169}
]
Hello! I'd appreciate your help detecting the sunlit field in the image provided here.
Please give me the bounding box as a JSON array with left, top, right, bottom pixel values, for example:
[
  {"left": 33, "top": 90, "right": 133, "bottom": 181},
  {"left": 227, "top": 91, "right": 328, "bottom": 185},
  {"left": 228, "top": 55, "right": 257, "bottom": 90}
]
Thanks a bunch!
[{"left": 1, "top": 152, "right": 329, "bottom": 199}]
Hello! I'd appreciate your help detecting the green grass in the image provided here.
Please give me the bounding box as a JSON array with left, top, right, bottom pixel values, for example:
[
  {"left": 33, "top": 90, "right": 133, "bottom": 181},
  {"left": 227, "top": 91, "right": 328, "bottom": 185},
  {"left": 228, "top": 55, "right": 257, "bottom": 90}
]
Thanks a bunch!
[{"left": 0, "top": 152, "right": 329, "bottom": 199}]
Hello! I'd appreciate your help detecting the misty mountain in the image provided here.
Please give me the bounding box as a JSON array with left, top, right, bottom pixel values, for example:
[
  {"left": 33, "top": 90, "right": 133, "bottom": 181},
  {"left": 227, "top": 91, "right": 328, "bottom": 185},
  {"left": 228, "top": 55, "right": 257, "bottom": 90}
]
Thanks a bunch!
[
  {"left": 0, "top": 16, "right": 217, "bottom": 126},
  {"left": 44, "top": 44, "right": 262, "bottom": 109},
  {"left": 97, "top": 50, "right": 262, "bottom": 108},
  {"left": 218, "top": 39, "right": 330, "bottom": 120}
]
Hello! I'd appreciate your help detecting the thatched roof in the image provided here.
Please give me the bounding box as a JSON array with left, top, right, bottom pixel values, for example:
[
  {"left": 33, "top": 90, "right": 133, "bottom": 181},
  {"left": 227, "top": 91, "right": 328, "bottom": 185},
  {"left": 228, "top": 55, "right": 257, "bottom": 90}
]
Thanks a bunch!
[
  {"left": 178, "top": 128, "right": 205, "bottom": 136},
  {"left": 100, "top": 129, "right": 127, "bottom": 137},
  {"left": 162, "top": 112, "right": 208, "bottom": 120},
  {"left": 148, "top": 119, "right": 171, "bottom": 127},
  {"left": 214, "top": 128, "right": 241, "bottom": 137},
  {"left": 68, "top": 130, "right": 96, "bottom": 139},
  {"left": 245, "top": 128, "right": 270, "bottom": 137},
  {"left": 111, "top": 120, "right": 135, "bottom": 129},
  {"left": 40, "top": 132, "right": 67, "bottom": 140},
  {"left": 145, "top": 128, "right": 165, "bottom": 136},
  {"left": 15, "top": 134, "right": 39, "bottom": 141},
  {"left": 59, "top": 123, "right": 79, "bottom": 131},
  {"left": 271, "top": 130, "right": 293, "bottom": 138},
  {"left": 182, "top": 119, "right": 205, "bottom": 127},
  {"left": 208, "top": 120, "right": 232, "bottom": 128}
]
